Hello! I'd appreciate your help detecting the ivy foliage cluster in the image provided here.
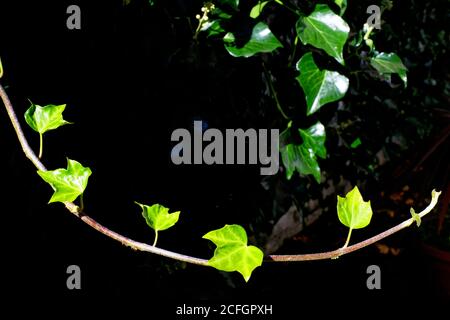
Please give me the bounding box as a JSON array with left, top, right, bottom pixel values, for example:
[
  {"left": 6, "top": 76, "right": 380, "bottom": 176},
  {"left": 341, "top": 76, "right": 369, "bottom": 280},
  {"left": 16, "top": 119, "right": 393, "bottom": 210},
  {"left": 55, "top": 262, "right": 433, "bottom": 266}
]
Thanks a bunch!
[{"left": 196, "top": 0, "right": 407, "bottom": 183}]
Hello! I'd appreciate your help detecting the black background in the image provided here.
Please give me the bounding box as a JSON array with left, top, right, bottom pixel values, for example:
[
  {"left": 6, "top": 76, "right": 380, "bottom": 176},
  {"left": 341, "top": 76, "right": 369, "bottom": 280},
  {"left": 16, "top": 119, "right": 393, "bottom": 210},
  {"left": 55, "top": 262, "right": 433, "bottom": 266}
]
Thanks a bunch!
[{"left": 1, "top": 0, "right": 448, "bottom": 314}]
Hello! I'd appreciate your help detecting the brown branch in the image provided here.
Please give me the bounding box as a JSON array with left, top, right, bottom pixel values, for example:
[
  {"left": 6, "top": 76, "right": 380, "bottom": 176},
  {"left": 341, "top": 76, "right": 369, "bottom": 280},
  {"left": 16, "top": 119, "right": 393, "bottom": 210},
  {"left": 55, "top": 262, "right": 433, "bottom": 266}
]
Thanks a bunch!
[
  {"left": 269, "top": 190, "right": 440, "bottom": 261},
  {"left": 0, "top": 82, "right": 208, "bottom": 266},
  {"left": 0, "top": 82, "right": 441, "bottom": 267},
  {"left": 0, "top": 84, "right": 46, "bottom": 171}
]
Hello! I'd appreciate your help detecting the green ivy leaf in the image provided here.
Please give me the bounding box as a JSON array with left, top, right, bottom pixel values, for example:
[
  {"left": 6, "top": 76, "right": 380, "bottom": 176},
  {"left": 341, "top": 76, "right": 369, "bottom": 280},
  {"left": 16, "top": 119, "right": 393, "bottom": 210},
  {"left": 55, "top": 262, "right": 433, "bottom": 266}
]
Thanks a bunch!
[
  {"left": 370, "top": 52, "right": 408, "bottom": 87},
  {"left": 201, "top": 20, "right": 226, "bottom": 38},
  {"left": 334, "top": 0, "right": 347, "bottom": 15},
  {"left": 280, "top": 144, "right": 302, "bottom": 180},
  {"left": 37, "top": 159, "right": 92, "bottom": 204},
  {"left": 250, "top": 1, "right": 269, "bottom": 19},
  {"left": 337, "top": 186, "right": 373, "bottom": 249},
  {"left": 299, "top": 122, "right": 327, "bottom": 159},
  {"left": 224, "top": 22, "right": 283, "bottom": 58},
  {"left": 280, "top": 122, "right": 326, "bottom": 183},
  {"left": 136, "top": 203, "right": 180, "bottom": 232},
  {"left": 296, "top": 52, "right": 349, "bottom": 115},
  {"left": 203, "top": 224, "right": 263, "bottom": 282},
  {"left": 337, "top": 186, "right": 373, "bottom": 229},
  {"left": 24, "top": 103, "right": 71, "bottom": 134},
  {"left": 296, "top": 4, "right": 349, "bottom": 65}
]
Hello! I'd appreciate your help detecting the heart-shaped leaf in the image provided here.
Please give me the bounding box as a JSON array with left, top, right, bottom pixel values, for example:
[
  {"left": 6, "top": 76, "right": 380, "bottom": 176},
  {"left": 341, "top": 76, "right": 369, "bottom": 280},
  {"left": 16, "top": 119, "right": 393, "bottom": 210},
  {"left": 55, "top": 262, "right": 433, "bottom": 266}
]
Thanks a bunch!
[
  {"left": 135, "top": 203, "right": 180, "bottom": 246},
  {"left": 25, "top": 103, "right": 71, "bottom": 134},
  {"left": 370, "top": 52, "right": 408, "bottom": 87},
  {"left": 296, "top": 52, "right": 349, "bottom": 115},
  {"left": 250, "top": 1, "right": 269, "bottom": 19},
  {"left": 337, "top": 186, "right": 373, "bottom": 229},
  {"left": 224, "top": 22, "right": 283, "bottom": 58},
  {"left": 203, "top": 224, "right": 263, "bottom": 282},
  {"left": 280, "top": 122, "right": 326, "bottom": 183},
  {"left": 37, "top": 159, "right": 92, "bottom": 203},
  {"left": 296, "top": 4, "right": 349, "bottom": 65},
  {"left": 337, "top": 186, "right": 373, "bottom": 248},
  {"left": 136, "top": 203, "right": 180, "bottom": 232}
]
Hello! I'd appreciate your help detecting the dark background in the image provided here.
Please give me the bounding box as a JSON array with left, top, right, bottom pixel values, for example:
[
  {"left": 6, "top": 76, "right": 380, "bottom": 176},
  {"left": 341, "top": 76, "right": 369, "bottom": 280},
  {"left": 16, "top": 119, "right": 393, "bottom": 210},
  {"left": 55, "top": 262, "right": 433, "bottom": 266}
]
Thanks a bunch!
[{"left": 0, "top": 0, "right": 448, "bottom": 313}]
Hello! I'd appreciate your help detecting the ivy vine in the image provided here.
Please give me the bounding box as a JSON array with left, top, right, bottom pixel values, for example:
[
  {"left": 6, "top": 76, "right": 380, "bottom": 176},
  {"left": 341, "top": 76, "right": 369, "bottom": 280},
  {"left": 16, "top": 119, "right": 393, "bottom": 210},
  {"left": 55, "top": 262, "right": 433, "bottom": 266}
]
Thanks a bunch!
[{"left": 0, "top": 1, "right": 443, "bottom": 282}]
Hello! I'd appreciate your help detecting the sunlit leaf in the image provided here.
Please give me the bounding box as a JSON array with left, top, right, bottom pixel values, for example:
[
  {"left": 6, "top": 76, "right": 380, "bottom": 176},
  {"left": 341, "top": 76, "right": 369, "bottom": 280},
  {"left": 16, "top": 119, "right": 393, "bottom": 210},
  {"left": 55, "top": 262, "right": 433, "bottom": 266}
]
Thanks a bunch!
[
  {"left": 224, "top": 22, "right": 283, "bottom": 57},
  {"left": 203, "top": 224, "right": 263, "bottom": 282},
  {"left": 337, "top": 186, "right": 373, "bottom": 229},
  {"left": 370, "top": 52, "right": 408, "bottom": 87},
  {"left": 24, "top": 103, "right": 71, "bottom": 134},
  {"left": 296, "top": 4, "right": 349, "bottom": 64},
  {"left": 250, "top": 1, "right": 269, "bottom": 19},
  {"left": 136, "top": 202, "right": 180, "bottom": 232},
  {"left": 37, "top": 159, "right": 92, "bottom": 203},
  {"left": 296, "top": 52, "right": 349, "bottom": 115}
]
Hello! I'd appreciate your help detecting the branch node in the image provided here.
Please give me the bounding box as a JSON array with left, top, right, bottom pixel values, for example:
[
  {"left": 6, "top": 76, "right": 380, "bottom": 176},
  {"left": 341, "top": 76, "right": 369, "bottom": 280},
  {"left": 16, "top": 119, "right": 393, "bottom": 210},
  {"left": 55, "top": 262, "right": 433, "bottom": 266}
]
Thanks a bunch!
[{"left": 410, "top": 208, "right": 421, "bottom": 227}]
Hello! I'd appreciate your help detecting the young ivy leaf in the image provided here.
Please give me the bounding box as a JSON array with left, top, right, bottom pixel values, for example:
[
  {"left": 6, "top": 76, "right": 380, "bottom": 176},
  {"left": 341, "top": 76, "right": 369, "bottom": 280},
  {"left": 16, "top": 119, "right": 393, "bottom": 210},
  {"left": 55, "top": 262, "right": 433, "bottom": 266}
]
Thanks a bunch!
[
  {"left": 296, "top": 4, "right": 350, "bottom": 65},
  {"left": 37, "top": 159, "right": 92, "bottom": 204},
  {"left": 135, "top": 203, "right": 180, "bottom": 246},
  {"left": 337, "top": 186, "right": 373, "bottom": 247},
  {"left": 24, "top": 103, "right": 71, "bottom": 134},
  {"left": 296, "top": 52, "right": 349, "bottom": 115},
  {"left": 203, "top": 224, "right": 264, "bottom": 282},
  {"left": 136, "top": 203, "right": 180, "bottom": 232}
]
